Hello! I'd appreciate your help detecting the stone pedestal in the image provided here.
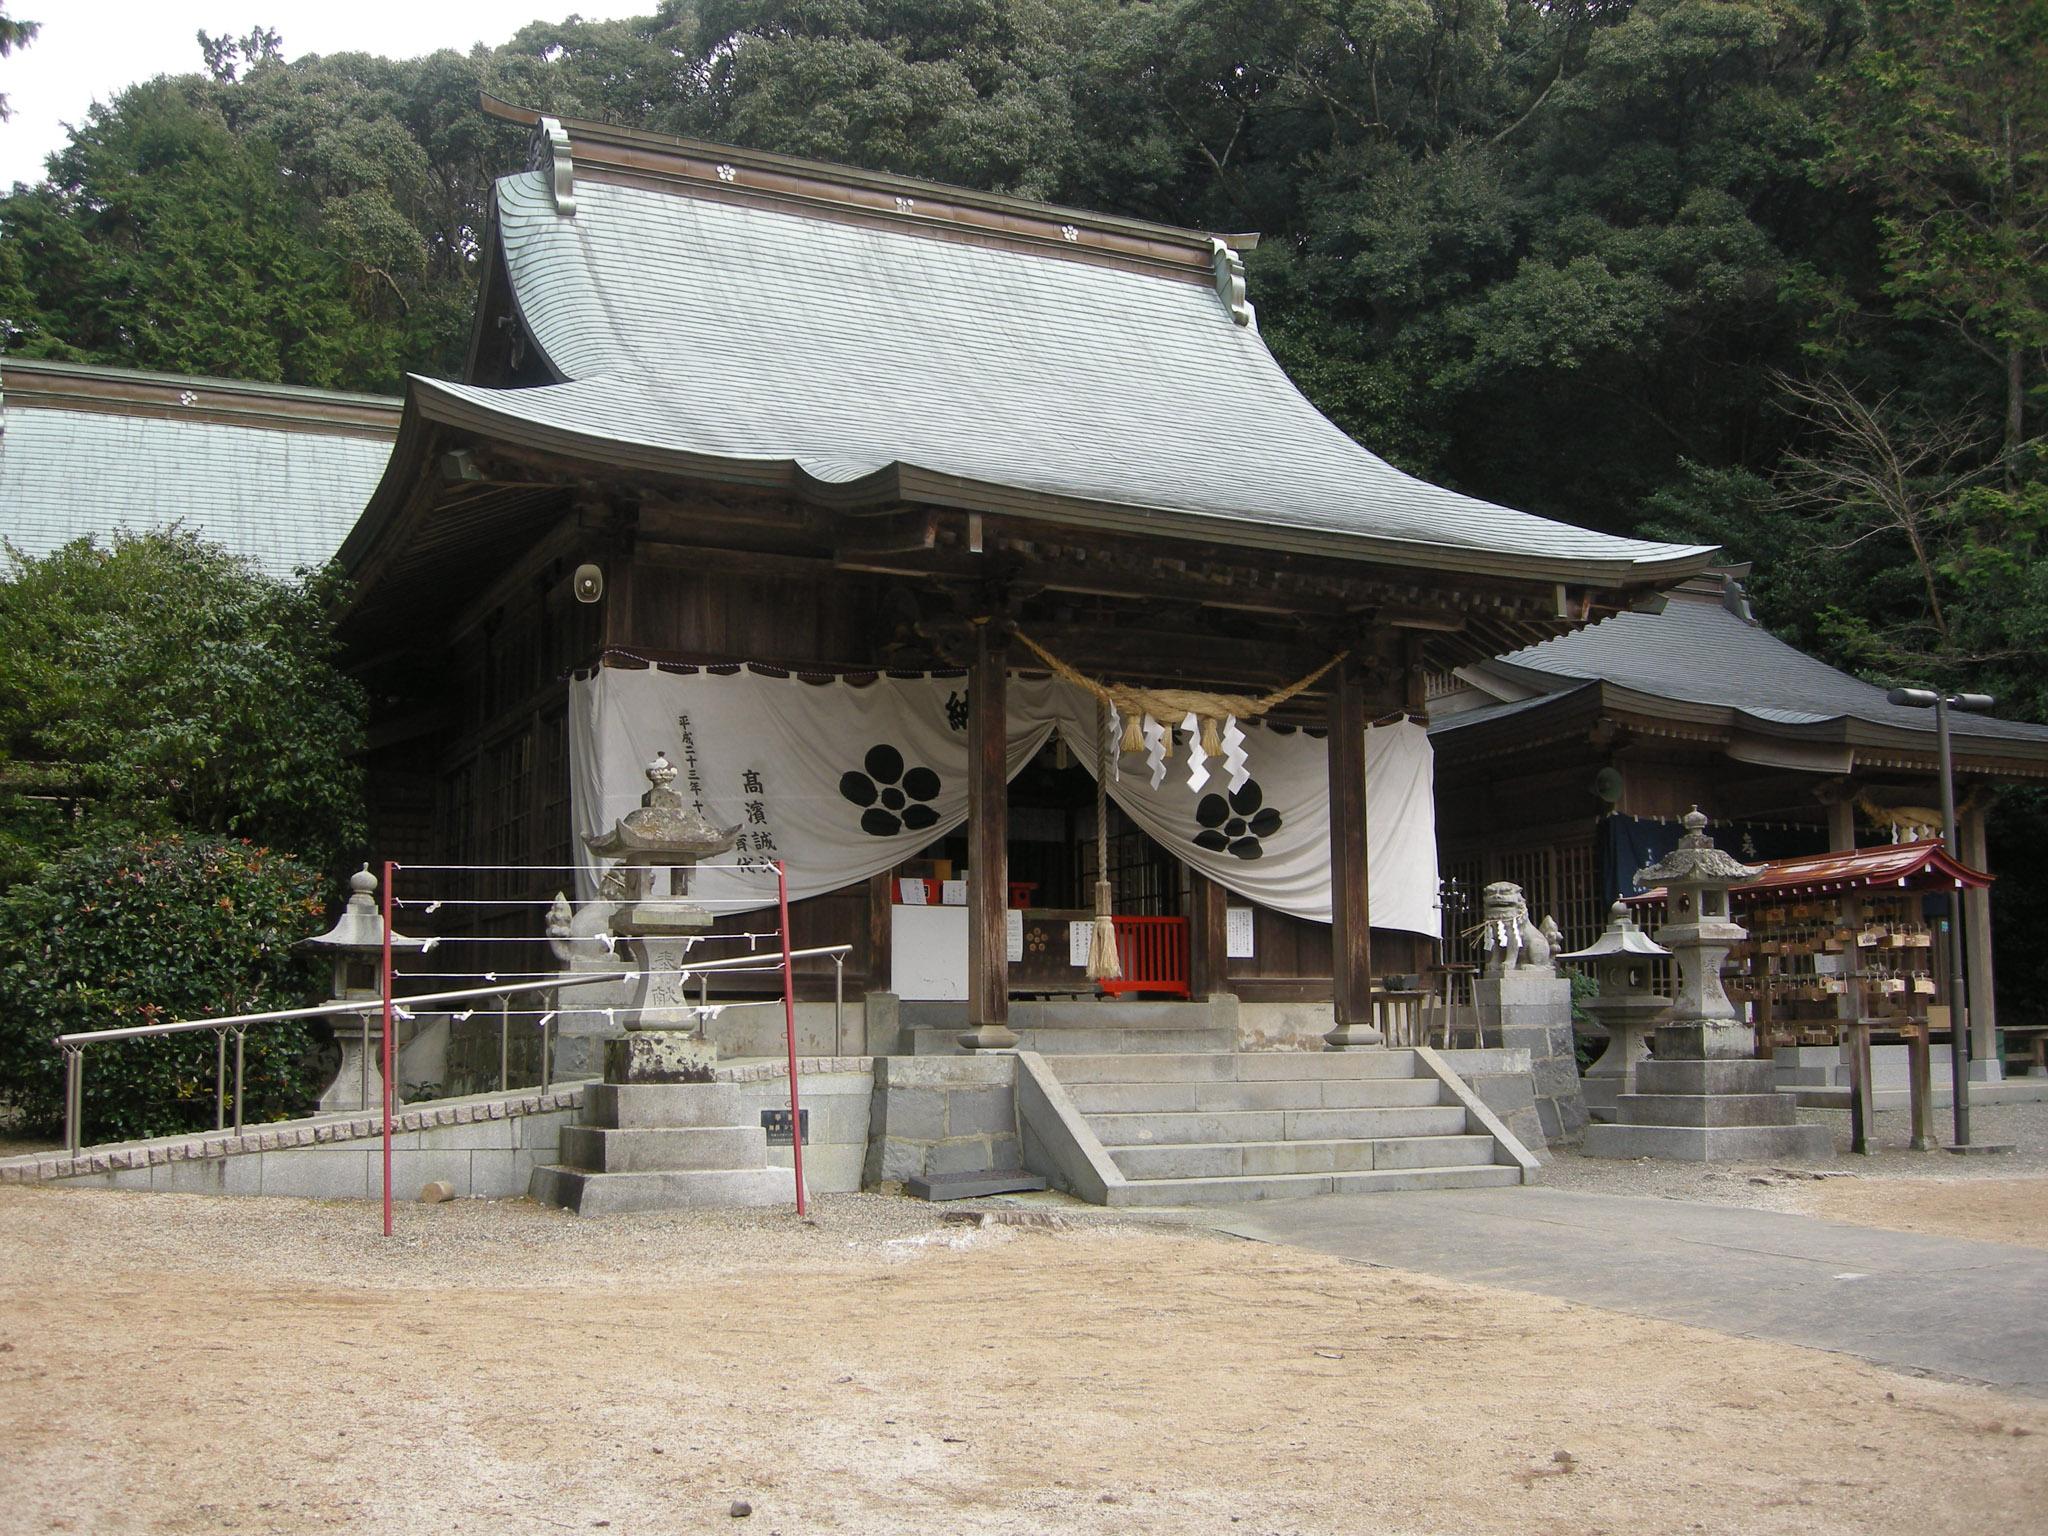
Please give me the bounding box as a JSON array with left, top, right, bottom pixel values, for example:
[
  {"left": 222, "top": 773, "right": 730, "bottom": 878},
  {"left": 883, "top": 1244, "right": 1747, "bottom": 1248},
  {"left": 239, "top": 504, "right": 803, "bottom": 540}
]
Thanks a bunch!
[
  {"left": 530, "top": 1043, "right": 793, "bottom": 1215},
  {"left": 318, "top": 1015, "right": 387, "bottom": 1113},
  {"left": 1578, "top": 996, "right": 1666, "bottom": 1123},
  {"left": 1476, "top": 971, "right": 1586, "bottom": 1146},
  {"left": 1584, "top": 1058, "right": 1832, "bottom": 1161},
  {"left": 605, "top": 1030, "right": 718, "bottom": 1084}
]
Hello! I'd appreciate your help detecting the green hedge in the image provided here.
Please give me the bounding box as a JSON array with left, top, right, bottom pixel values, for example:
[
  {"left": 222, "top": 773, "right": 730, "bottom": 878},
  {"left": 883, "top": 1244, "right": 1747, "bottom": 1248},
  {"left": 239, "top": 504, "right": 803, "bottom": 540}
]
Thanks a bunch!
[{"left": 0, "top": 833, "right": 328, "bottom": 1142}]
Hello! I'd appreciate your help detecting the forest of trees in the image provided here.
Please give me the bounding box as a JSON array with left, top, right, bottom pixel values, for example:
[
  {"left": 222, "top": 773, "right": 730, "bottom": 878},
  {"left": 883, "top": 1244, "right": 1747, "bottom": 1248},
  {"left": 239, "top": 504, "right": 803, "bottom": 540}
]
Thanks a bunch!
[{"left": 1, "top": 1, "right": 2044, "bottom": 985}]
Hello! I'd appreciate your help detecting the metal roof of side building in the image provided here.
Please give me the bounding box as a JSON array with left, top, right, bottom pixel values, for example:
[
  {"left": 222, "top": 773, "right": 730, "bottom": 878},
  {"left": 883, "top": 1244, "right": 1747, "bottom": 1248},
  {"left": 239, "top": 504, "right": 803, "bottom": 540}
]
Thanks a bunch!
[
  {"left": 345, "top": 102, "right": 1718, "bottom": 591},
  {"left": 1431, "top": 572, "right": 2048, "bottom": 771},
  {"left": 1, "top": 359, "right": 399, "bottom": 580}
]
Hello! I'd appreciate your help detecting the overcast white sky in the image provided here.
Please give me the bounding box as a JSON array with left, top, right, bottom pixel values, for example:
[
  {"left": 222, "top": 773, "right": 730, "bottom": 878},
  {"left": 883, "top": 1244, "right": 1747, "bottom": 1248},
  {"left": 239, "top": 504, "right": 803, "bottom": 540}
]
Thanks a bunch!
[{"left": 0, "top": 1, "right": 648, "bottom": 188}]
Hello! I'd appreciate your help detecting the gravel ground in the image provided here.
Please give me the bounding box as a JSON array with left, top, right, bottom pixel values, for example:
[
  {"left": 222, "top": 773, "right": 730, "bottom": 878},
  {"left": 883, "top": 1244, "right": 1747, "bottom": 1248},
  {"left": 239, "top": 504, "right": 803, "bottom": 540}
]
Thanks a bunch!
[
  {"left": 1544, "top": 1099, "right": 2048, "bottom": 1204},
  {"left": 3, "top": 1181, "right": 2044, "bottom": 1536}
]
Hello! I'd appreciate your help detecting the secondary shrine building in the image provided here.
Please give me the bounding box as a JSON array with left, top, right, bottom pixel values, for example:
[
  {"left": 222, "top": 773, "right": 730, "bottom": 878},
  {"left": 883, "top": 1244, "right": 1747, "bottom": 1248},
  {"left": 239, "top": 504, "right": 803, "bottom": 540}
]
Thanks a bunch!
[{"left": 339, "top": 100, "right": 1717, "bottom": 1053}]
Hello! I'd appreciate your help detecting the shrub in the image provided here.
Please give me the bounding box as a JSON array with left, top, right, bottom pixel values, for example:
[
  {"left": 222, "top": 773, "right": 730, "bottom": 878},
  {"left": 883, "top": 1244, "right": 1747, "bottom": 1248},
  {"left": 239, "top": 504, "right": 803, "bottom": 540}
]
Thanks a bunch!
[{"left": 0, "top": 832, "right": 328, "bottom": 1142}]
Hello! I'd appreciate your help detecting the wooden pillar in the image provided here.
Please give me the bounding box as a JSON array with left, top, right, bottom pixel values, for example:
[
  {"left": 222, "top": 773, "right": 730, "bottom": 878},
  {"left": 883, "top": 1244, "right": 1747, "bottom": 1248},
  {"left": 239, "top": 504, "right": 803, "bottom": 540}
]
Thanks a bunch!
[
  {"left": 960, "top": 622, "right": 1017, "bottom": 1051},
  {"left": 867, "top": 870, "right": 894, "bottom": 993},
  {"left": 1960, "top": 800, "right": 1998, "bottom": 1074},
  {"left": 1824, "top": 791, "right": 1856, "bottom": 854},
  {"left": 1323, "top": 657, "right": 1381, "bottom": 1049},
  {"left": 1188, "top": 870, "right": 1231, "bottom": 998}
]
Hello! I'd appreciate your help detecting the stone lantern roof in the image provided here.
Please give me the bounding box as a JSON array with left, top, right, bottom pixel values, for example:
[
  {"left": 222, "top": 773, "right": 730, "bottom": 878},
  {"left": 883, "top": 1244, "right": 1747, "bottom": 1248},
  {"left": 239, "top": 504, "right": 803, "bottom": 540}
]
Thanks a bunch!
[
  {"left": 583, "top": 753, "right": 741, "bottom": 864},
  {"left": 1558, "top": 900, "right": 1670, "bottom": 963},
  {"left": 301, "top": 866, "right": 427, "bottom": 957},
  {"left": 1634, "top": 807, "right": 1759, "bottom": 890}
]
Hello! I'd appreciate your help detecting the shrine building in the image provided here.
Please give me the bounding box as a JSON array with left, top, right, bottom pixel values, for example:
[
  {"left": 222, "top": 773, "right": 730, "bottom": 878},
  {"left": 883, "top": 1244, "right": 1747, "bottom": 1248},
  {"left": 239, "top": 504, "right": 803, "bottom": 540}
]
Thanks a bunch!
[{"left": 335, "top": 99, "right": 1720, "bottom": 1063}]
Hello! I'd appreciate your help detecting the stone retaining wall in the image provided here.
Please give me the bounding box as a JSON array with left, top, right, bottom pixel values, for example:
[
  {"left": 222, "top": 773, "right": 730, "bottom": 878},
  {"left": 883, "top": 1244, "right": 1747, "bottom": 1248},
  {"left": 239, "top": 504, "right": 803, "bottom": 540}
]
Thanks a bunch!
[
  {"left": 862, "top": 1054, "right": 1019, "bottom": 1186},
  {"left": 0, "top": 1088, "right": 586, "bottom": 1198}
]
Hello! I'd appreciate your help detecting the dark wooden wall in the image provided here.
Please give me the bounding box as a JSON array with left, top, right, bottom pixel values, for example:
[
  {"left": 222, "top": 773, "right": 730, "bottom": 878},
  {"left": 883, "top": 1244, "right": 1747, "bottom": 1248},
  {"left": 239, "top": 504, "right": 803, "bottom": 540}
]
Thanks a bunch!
[{"left": 365, "top": 504, "right": 1429, "bottom": 1006}]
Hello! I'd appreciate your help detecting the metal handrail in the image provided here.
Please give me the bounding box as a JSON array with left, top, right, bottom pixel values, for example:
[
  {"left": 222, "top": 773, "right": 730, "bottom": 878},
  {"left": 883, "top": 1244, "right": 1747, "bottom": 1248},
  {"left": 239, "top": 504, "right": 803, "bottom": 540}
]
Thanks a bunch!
[
  {"left": 54, "top": 941, "right": 856, "bottom": 1156},
  {"left": 56, "top": 970, "right": 640, "bottom": 1156}
]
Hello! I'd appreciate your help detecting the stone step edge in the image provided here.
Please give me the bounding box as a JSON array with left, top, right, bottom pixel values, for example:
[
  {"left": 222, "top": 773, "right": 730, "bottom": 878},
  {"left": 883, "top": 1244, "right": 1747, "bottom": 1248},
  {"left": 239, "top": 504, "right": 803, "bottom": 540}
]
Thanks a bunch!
[
  {"left": 0, "top": 1084, "right": 591, "bottom": 1184},
  {"left": 1107, "top": 1164, "right": 1522, "bottom": 1205},
  {"left": 1110, "top": 1136, "right": 1500, "bottom": 1179}
]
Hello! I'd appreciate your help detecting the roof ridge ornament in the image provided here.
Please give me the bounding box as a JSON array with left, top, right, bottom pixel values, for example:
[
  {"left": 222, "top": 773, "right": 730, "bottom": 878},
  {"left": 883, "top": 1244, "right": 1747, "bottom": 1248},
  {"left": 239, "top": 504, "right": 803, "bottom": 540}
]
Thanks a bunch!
[
  {"left": 1210, "top": 238, "right": 1255, "bottom": 329},
  {"left": 533, "top": 116, "right": 575, "bottom": 217}
]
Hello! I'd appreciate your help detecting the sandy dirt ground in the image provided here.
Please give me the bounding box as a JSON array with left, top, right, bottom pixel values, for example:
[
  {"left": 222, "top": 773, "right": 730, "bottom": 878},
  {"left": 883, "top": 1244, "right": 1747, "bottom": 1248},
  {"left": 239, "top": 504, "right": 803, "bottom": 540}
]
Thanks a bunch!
[
  {"left": 1778, "top": 1174, "right": 2048, "bottom": 1249},
  {"left": 2, "top": 1186, "right": 2043, "bottom": 1536},
  {"left": 1542, "top": 1100, "right": 2048, "bottom": 1247}
]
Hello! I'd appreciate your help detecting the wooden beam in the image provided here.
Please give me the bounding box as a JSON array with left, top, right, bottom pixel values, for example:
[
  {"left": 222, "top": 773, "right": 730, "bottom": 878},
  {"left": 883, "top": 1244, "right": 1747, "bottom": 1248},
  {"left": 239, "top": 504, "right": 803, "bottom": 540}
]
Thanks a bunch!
[
  {"left": 960, "top": 622, "right": 1017, "bottom": 1049},
  {"left": 1323, "top": 657, "right": 1381, "bottom": 1048},
  {"left": 833, "top": 508, "right": 940, "bottom": 559}
]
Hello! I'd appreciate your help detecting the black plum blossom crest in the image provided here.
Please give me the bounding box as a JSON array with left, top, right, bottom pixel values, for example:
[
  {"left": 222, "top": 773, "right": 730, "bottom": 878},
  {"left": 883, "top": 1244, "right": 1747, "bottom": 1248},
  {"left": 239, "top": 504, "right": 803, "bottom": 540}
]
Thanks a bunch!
[
  {"left": 839, "top": 744, "right": 942, "bottom": 837},
  {"left": 1193, "top": 780, "right": 1282, "bottom": 860}
]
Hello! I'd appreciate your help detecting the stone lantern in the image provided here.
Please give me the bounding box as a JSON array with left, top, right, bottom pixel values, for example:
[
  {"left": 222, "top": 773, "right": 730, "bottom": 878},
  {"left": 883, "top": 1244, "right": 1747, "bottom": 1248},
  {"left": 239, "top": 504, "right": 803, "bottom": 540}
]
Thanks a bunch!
[
  {"left": 1638, "top": 806, "right": 1758, "bottom": 1060},
  {"left": 582, "top": 753, "right": 743, "bottom": 1078},
  {"left": 301, "top": 866, "right": 427, "bottom": 1113},
  {"left": 583, "top": 753, "right": 742, "bottom": 936},
  {"left": 1559, "top": 900, "right": 1670, "bottom": 1121},
  {"left": 1583, "top": 808, "right": 1831, "bottom": 1160},
  {"left": 301, "top": 872, "right": 425, "bottom": 1114}
]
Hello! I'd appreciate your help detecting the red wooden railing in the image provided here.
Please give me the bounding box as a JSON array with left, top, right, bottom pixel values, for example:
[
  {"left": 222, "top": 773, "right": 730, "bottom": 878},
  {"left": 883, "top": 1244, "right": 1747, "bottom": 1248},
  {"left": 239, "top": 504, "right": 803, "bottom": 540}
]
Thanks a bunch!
[{"left": 1098, "top": 915, "right": 1191, "bottom": 998}]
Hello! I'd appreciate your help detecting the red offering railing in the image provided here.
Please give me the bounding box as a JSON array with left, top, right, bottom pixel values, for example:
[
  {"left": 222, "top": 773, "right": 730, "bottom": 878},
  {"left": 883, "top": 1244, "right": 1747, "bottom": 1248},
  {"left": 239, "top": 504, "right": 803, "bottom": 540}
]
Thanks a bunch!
[{"left": 1099, "top": 915, "right": 1191, "bottom": 998}]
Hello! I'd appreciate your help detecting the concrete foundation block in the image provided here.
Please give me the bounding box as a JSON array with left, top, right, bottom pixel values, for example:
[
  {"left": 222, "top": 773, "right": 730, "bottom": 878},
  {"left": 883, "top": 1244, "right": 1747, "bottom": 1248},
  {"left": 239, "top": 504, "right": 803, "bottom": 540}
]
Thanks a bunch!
[
  {"left": 1617, "top": 1092, "right": 1799, "bottom": 1129},
  {"left": 927, "top": 1138, "right": 1002, "bottom": 1176},
  {"left": 529, "top": 1165, "right": 796, "bottom": 1216},
  {"left": 946, "top": 1088, "right": 1017, "bottom": 1138},
  {"left": 874, "top": 1137, "right": 926, "bottom": 1183},
  {"left": 388, "top": 1149, "right": 480, "bottom": 1197},
  {"left": 468, "top": 1149, "right": 529, "bottom": 1198},
  {"left": 258, "top": 1147, "right": 372, "bottom": 1199},
  {"left": 1638, "top": 1058, "right": 1777, "bottom": 1097},
  {"left": 558, "top": 1124, "right": 769, "bottom": 1173},
  {"left": 581, "top": 1083, "right": 743, "bottom": 1129},
  {"left": 1581, "top": 1121, "right": 1834, "bottom": 1162},
  {"left": 882, "top": 1087, "right": 950, "bottom": 1141},
  {"left": 769, "top": 1141, "right": 864, "bottom": 1194}
]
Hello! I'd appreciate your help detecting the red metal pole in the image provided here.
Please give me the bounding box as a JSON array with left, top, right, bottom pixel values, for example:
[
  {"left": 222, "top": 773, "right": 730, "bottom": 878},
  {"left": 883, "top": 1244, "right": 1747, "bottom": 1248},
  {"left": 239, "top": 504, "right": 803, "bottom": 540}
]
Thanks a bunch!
[
  {"left": 776, "top": 860, "right": 807, "bottom": 1217},
  {"left": 381, "top": 859, "right": 396, "bottom": 1238}
]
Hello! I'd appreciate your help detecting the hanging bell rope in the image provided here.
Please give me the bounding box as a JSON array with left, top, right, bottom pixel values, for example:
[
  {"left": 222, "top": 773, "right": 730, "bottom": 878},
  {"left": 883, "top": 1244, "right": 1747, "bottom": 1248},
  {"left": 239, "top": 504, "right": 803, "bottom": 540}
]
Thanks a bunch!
[
  {"left": 1010, "top": 631, "right": 1347, "bottom": 755},
  {"left": 1086, "top": 698, "right": 1123, "bottom": 983}
]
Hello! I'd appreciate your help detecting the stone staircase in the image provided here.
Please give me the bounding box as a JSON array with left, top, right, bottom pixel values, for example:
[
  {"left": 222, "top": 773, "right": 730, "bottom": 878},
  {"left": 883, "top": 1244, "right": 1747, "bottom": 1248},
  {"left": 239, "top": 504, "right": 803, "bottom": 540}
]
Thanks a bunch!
[
  {"left": 530, "top": 1082, "right": 795, "bottom": 1216},
  {"left": 1044, "top": 1048, "right": 1524, "bottom": 1205}
]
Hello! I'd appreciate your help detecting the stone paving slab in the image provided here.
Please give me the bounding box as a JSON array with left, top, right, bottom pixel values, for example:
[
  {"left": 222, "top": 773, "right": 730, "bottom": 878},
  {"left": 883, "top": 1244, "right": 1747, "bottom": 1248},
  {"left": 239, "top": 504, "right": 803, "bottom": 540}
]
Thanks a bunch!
[{"left": 1195, "top": 1186, "right": 2048, "bottom": 1398}]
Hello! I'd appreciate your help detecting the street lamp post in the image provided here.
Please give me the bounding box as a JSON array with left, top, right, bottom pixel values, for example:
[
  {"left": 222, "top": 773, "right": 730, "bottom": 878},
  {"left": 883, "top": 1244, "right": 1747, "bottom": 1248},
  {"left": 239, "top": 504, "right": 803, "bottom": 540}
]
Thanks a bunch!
[{"left": 1886, "top": 685, "right": 1994, "bottom": 1149}]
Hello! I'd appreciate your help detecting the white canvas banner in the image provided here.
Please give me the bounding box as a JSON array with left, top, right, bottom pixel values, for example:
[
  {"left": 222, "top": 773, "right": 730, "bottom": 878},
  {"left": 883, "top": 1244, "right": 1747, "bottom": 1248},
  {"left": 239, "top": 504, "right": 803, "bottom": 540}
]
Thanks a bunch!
[
  {"left": 569, "top": 666, "right": 1051, "bottom": 911},
  {"left": 1008, "top": 677, "right": 1439, "bottom": 936},
  {"left": 568, "top": 667, "right": 1438, "bottom": 936}
]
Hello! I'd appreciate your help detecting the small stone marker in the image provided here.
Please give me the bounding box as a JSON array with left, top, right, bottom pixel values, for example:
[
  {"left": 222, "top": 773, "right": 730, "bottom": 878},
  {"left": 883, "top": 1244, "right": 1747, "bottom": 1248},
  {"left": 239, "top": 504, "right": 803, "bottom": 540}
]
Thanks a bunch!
[
  {"left": 729, "top": 1499, "right": 752, "bottom": 1518},
  {"left": 418, "top": 1180, "right": 457, "bottom": 1203}
]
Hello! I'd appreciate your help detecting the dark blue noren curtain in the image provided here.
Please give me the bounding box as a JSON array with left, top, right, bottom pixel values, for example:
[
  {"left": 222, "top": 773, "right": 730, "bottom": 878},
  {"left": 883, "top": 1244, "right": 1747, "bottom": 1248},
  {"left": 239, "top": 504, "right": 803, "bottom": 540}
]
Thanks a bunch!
[{"left": 1600, "top": 815, "right": 1683, "bottom": 902}]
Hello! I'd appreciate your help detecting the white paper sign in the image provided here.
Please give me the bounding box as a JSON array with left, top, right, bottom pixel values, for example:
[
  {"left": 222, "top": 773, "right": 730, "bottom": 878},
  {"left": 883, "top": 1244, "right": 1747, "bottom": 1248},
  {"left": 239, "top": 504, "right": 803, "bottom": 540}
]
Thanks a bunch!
[
  {"left": 941, "top": 879, "right": 968, "bottom": 906},
  {"left": 898, "top": 879, "right": 927, "bottom": 906},
  {"left": 1006, "top": 908, "right": 1025, "bottom": 963},
  {"left": 1069, "top": 920, "right": 1093, "bottom": 967},
  {"left": 1226, "top": 907, "right": 1256, "bottom": 959}
]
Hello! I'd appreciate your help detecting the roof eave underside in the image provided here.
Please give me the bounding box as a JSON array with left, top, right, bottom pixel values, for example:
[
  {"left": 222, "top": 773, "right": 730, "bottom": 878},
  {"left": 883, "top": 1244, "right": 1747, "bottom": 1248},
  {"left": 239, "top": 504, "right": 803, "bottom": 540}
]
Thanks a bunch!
[
  {"left": 388, "top": 381, "right": 1716, "bottom": 591},
  {"left": 1433, "top": 674, "right": 2048, "bottom": 772}
]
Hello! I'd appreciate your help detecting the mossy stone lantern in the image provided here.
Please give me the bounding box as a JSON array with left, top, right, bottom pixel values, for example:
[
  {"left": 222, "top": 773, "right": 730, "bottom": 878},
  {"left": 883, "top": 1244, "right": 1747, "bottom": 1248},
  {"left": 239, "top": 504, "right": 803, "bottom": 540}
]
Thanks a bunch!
[
  {"left": 301, "top": 866, "right": 427, "bottom": 1111},
  {"left": 1634, "top": 807, "right": 1760, "bottom": 1060},
  {"left": 1559, "top": 900, "right": 1671, "bottom": 1117}
]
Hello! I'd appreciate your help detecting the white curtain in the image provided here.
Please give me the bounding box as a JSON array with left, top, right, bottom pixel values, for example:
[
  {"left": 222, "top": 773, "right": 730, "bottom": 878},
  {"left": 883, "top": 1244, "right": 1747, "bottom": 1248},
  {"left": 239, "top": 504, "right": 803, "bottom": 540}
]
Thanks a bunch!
[{"left": 568, "top": 666, "right": 1438, "bottom": 936}]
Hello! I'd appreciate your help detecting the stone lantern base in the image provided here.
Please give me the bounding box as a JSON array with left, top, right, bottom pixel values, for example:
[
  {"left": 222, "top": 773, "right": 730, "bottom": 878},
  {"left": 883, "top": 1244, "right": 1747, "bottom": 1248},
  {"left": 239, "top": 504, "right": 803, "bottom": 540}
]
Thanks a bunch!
[
  {"left": 318, "top": 1013, "right": 388, "bottom": 1114},
  {"left": 1583, "top": 1057, "right": 1832, "bottom": 1161}
]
